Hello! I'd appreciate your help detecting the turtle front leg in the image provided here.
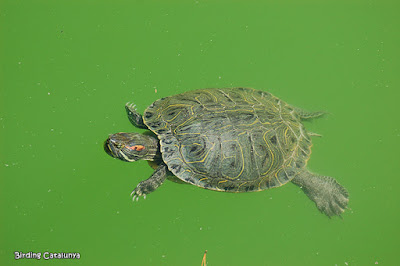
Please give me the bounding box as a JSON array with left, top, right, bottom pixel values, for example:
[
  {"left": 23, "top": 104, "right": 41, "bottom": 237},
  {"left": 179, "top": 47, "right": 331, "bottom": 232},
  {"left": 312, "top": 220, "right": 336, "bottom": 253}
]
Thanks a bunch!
[
  {"left": 125, "top": 102, "right": 148, "bottom": 129},
  {"left": 131, "top": 164, "right": 168, "bottom": 201}
]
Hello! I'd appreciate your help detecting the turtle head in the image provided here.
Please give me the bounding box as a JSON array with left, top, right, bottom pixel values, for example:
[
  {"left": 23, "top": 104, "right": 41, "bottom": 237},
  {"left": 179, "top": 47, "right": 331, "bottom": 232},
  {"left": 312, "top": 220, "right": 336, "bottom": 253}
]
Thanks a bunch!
[{"left": 104, "top": 132, "right": 159, "bottom": 162}]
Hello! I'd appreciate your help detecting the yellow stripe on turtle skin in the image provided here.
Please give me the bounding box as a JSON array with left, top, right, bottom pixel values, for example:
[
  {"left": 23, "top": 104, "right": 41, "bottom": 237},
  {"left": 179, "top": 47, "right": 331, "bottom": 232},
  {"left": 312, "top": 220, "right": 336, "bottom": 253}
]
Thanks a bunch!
[
  {"left": 204, "top": 90, "right": 219, "bottom": 103},
  {"left": 241, "top": 93, "right": 256, "bottom": 105},
  {"left": 219, "top": 140, "right": 245, "bottom": 180},
  {"left": 180, "top": 142, "right": 202, "bottom": 148},
  {"left": 166, "top": 110, "right": 182, "bottom": 122},
  {"left": 176, "top": 132, "right": 201, "bottom": 136},
  {"left": 162, "top": 103, "right": 192, "bottom": 111},
  {"left": 173, "top": 116, "right": 196, "bottom": 135},
  {"left": 168, "top": 156, "right": 184, "bottom": 162},
  {"left": 217, "top": 89, "right": 236, "bottom": 104},
  {"left": 273, "top": 169, "right": 284, "bottom": 186},
  {"left": 241, "top": 88, "right": 259, "bottom": 105},
  {"left": 284, "top": 127, "right": 289, "bottom": 146},
  {"left": 169, "top": 144, "right": 180, "bottom": 151},
  {"left": 162, "top": 104, "right": 192, "bottom": 123},
  {"left": 253, "top": 146, "right": 262, "bottom": 158},
  {"left": 232, "top": 141, "right": 245, "bottom": 179},
  {"left": 268, "top": 100, "right": 280, "bottom": 112},
  {"left": 238, "top": 119, "right": 259, "bottom": 128},
  {"left": 237, "top": 181, "right": 248, "bottom": 191},
  {"left": 225, "top": 109, "right": 255, "bottom": 113},
  {"left": 216, "top": 180, "right": 228, "bottom": 191},
  {"left": 303, "top": 142, "right": 313, "bottom": 165},
  {"left": 194, "top": 94, "right": 216, "bottom": 107},
  {"left": 199, "top": 177, "right": 208, "bottom": 182},
  {"left": 185, "top": 142, "right": 215, "bottom": 164},
  {"left": 159, "top": 124, "right": 169, "bottom": 130},
  {"left": 222, "top": 154, "right": 235, "bottom": 160},
  {"left": 219, "top": 125, "right": 232, "bottom": 131},
  {"left": 177, "top": 143, "right": 208, "bottom": 174},
  {"left": 219, "top": 101, "right": 228, "bottom": 108},
  {"left": 271, "top": 121, "right": 284, "bottom": 126},
  {"left": 258, "top": 177, "right": 266, "bottom": 190},
  {"left": 261, "top": 130, "right": 275, "bottom": 176}
]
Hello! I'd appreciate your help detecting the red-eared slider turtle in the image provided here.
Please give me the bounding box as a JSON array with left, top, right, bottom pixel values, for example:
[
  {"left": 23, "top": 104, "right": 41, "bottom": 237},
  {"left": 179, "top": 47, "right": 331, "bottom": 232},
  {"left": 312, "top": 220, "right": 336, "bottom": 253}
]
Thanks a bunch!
[{"left": 104, "top": 88, "right": 349, "bottom": 217}]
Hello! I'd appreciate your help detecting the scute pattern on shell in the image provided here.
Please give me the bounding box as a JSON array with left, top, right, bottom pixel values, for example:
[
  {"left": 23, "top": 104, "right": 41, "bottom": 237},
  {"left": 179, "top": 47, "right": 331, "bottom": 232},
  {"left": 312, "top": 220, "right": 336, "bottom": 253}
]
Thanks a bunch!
[{"left": 143, "top": 88, "right": 312, "bottom": 192}]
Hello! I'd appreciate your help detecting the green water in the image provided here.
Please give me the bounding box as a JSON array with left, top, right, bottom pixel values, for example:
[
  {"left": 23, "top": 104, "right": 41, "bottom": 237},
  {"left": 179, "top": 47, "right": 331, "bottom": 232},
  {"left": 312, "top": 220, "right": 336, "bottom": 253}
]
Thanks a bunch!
[{"left": 1, "top": 1, "right": 399, "bottom": 265}]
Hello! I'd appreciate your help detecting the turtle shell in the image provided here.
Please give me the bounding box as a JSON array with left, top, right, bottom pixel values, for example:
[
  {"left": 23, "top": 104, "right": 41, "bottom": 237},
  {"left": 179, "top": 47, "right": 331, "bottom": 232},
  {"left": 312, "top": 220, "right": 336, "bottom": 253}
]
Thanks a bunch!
[{"left": 143, "top": 88, "right": 312, "bottom": 192}]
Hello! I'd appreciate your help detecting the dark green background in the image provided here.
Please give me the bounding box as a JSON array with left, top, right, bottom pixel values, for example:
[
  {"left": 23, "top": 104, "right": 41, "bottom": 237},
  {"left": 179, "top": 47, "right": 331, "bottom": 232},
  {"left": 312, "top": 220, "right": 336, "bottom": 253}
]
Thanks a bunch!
[{"left": 1, "top": 0, "right": 399, "bottom": 265}]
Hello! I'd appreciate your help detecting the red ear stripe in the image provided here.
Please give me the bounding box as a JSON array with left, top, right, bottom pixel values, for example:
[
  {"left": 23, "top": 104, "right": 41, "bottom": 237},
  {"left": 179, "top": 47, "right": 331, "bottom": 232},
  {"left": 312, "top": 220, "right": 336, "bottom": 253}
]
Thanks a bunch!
[{"left": 126, "top": 145, "right": 145, "bottom": 151}]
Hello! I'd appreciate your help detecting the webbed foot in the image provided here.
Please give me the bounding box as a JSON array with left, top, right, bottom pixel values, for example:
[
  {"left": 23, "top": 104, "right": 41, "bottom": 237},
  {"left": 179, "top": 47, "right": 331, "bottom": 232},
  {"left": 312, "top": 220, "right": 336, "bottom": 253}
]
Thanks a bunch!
[
  {"left": 311, "top": 177, "right": 349, "bottom": 217},
  {"left": 292, "top": 171, "right": 349, "bottom": 217}
]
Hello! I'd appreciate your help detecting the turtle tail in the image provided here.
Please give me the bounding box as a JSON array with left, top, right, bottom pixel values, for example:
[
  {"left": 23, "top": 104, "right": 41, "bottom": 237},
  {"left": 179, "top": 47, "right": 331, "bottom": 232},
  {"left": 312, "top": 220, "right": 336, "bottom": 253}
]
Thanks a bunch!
[{"left": 292, "top": 106, "right": 326, "bottom": 120}]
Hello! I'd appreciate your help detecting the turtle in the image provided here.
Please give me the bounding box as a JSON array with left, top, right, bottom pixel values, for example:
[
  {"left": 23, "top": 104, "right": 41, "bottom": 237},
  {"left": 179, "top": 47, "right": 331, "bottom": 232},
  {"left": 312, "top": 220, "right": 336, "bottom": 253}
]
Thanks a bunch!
[{"left": 104, "top": 88, "right": 349, "bottom": 217}]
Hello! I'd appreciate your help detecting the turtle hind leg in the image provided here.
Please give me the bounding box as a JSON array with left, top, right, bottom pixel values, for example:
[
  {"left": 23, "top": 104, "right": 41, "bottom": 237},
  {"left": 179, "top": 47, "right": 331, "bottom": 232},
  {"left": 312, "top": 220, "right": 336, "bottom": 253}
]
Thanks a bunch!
[
  {"left": 125, "top": 102, "right": 148, "bottom": 129},
  {"left": 292, "top": 106, "right": 326, "bottom": 120},
  {"left": 131, "top": 164, "right": 168, "bottom": 201},
  {"left": 291, "top": 170, "right": 349, "bottom": 217}
]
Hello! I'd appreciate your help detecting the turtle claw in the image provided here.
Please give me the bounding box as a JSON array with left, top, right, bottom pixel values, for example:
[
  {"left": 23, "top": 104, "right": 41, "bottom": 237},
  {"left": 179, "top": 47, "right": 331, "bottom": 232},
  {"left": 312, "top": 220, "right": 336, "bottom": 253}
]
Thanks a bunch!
[
  {"left": 131, "top": 193, "right": 146, "bottom": 202},
  {"left": 125, "top": 102, "right": 147, "bottom": 129},
  {"left": 131, "top": 191, "right": 140, "bottom": 202},
  {"left": 130, "top": 182, "right": 148, "bottom": 202},
  {"left": 125, "top": 102, "right": 137, "bottom": 111}
]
